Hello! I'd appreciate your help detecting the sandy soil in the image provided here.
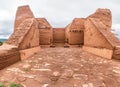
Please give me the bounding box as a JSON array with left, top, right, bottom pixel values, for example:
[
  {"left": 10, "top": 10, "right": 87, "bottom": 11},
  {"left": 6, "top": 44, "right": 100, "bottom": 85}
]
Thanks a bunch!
[{"left": 0, "top": 48, "right": 120, "bottom": 87}]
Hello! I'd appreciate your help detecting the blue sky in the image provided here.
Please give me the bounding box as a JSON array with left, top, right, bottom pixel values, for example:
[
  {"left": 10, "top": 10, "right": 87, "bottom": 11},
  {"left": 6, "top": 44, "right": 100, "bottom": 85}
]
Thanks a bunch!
[{"left": 0, "top": 0, "right": 120, "bottom": 39}]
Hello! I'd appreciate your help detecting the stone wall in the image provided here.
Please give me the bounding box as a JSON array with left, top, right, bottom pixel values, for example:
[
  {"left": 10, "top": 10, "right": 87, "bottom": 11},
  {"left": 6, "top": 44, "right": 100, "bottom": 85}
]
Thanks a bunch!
[
  {"left": 18, "top": 19, "right": 39, "bottom": 50},
  {"left": 113, "top": 46, "right": 120, "bottom": 59},
  {"left": 65, "top": 18, "right": 85, "bottom": 45},
  {"left": 0, "top": 5, "right": 40, "bottom": 70},
  {"left": 88, "top": 8, "right": 112, "bottom": 30},
  {"left": 84, "top": 18, "right": 113, "bottom": 49},
  {"left": 70, "top": 18, "right": 85, "bottom": 30},
  {"left": 53, "top": 28, "right": 65, "bottom": 43},
  {"left": 14, "top": 5, "right": 34, "bottom": 31},
  {"left": 39, "top": 29, "right": 52, "bottom": 45},
  {"left": 0, "top": 5, "right": 120, "bottom": 70},
  {"left": 83, "top": 46, "right": 113, "bottom": 59},
  {"left": 68, "top": 31, "right": 84, "bottom": 45},
  {"left": 37, "top": 18, "right": 53, "bottom": 45},
  {"left": 6, "top": 18, "right": 40, "bottom": 50},
  {"left": 65, "top": 24, "right": 71, "bottom": 43},
  {"left": 0, "top": 44, "right": 20, "bottom": 69},
  {"left": 84, "top": 18, "right": 120, "bottom": 59}
]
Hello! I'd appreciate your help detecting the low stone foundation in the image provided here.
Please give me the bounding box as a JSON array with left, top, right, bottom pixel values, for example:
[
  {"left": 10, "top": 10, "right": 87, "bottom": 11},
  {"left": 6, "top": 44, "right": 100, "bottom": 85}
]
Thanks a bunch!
[
  {"left": 20, "top": 46, "right": 41, "bottom": 60},
  {"left": 83, "top": 46, "right": 113, "bottom": 59},
  {"left": 0, "top": 44, "right": 41, "bottom": 69},
  {"left": 0, "top": 44, "right": 21, "bottom": 69}
]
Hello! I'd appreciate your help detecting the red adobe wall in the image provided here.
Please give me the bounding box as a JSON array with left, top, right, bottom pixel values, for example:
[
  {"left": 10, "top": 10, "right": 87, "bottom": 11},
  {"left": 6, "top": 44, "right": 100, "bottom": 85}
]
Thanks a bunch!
[
  {"left": 68, "top": 30, "right": 84, "bottom": 45},
  {"left": 37, "top": 18, "right": 53, "bottom": 45},
  {"left": 88, "top": 8, "right": 112, "bottom": 30},
  {"left": 83, "top": 18, "right": 120, "bottom": 59},
  {"left": 1, "top": 5, "right": 120, "bottom": 70},
  {"left": 84, "top": 18, "right": 113, "bottom": 49},
  {"left": 65, "top": 18, "right": 85, "bottom": 45},
  {"left": 53, "top": 28, "right": 65, "bottom": 43},
  {"left": 14, "top": 5, "right": 34, "bottom": 32},
  {"left": 0, "top": 44, "right": 20, "bottom": 69},
  {"left": 6, "top": 18, "right": 40, "bottom": 50},
  {"left": 39, "top": 29, "right": 52, "bottom": 45}
]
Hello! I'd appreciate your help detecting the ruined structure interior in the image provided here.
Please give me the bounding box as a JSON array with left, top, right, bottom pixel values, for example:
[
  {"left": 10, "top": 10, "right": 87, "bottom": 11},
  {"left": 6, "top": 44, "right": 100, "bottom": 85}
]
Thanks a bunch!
[
  {"left": 0, "top": 5, "right": 120, "bottom": 87},
  {"left": 0, "top": 5, "right": 120, "bottom": 68}
]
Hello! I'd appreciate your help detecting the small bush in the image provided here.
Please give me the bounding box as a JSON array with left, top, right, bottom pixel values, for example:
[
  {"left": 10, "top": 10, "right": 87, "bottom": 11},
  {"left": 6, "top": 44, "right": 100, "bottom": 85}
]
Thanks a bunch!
[
  {"left": 0, "top": 83, "right": 4, "bottom": 87},
  {"left": 10, "top": 83, "right": 22, "bottom": 87},
  {"left": 0, "top": 42, "right": 3, "bottom": 46}
]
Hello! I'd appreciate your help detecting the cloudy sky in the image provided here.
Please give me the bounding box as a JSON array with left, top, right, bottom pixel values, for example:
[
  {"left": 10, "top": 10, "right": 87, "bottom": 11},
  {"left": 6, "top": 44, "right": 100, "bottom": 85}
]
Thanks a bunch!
[{"left": 0, "top": 0, "right": 120, "bottom": 39}]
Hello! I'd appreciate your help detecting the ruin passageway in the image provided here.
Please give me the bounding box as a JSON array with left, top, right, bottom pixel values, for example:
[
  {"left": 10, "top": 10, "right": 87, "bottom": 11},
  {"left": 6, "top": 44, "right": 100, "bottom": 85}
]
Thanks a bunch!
[{"left": 0, "top": 48, "right": 120, "bottom": 87}]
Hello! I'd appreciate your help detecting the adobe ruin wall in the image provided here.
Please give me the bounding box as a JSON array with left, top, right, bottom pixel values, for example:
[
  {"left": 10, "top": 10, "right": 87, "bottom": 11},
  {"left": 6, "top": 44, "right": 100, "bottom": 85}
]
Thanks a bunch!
[{"left": 0, "top": 5, "right": 120, "bottom": 69}]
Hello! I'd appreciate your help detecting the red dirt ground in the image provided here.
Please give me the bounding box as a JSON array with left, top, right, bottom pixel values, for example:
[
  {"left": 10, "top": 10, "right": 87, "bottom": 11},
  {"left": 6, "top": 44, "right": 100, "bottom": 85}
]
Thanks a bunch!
[{"left": 0, "top": 48, "right": 120, "bottom": 87}]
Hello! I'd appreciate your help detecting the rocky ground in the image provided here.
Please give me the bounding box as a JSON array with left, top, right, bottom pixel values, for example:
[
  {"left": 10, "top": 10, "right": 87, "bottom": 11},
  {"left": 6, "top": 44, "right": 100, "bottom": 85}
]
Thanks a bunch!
[{"left": 0, "top": 47, "right": 120, "bottom": 87}]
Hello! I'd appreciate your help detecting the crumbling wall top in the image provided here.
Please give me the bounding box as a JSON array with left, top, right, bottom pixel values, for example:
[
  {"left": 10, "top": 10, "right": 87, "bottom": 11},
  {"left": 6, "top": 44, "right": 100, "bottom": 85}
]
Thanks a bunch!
[
  {"left": 88, "top": 8, "right": 112, "bottom": 29},
  {"left": 14, "top": 5, "right": 34, "bottom": 31},
  {"left": 36, "top": 18, "right": 52, "bottom": 29},
  {"left": 67, "top": 18, "right": 86, "bottom": 31}
]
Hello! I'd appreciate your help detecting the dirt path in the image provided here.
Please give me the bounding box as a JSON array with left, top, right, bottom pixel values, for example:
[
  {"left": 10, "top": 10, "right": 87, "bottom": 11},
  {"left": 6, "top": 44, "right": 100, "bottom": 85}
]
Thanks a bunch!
[{"left": 0, "top": 48, "right": 120, "bottom": 87}]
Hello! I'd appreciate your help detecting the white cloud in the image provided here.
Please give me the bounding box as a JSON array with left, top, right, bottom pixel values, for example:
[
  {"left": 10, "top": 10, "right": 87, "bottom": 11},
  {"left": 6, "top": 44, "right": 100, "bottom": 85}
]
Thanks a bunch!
[
  {"left": 112, "top": 24, "right": 120, "bottom": 39},
  {"left": 0, "top": 10, "right": 11, "bottom": 21},
  {"left": 0, "top": 35, "right": 9, "bottom": 39}
]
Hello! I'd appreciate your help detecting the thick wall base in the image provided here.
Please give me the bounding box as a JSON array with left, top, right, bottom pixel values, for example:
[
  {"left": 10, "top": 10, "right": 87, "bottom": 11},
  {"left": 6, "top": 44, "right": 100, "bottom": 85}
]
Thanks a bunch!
[
  {"left": 83, "top": 46, "right": 113, "bottom": 59},
  {"left": 0, "top": 51, "right": 20, "bottom": 70},
  {"left": 0, "top": 44, "right": 21, "bottom": 70},
  {"left": 20, "top": 46, "right": 40, "bottom": 60}
]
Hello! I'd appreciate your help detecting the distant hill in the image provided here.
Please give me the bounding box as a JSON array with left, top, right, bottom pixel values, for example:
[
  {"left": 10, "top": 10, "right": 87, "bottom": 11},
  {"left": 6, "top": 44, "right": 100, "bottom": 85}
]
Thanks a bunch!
[{"left": 0, "top": 39, "right": 7, "bottom": 42}]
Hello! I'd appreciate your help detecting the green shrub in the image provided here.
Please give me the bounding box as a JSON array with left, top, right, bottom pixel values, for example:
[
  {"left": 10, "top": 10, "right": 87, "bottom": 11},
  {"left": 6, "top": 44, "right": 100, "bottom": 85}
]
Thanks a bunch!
[
  {"left": 0, "top": 83, "right": 4, "bottom": 87},
  {"left": 0, "top": 42, "right": 3, "bottom": 46},
  {"left": 10, "top": 83, "right": 22, "bottom": 87}
]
